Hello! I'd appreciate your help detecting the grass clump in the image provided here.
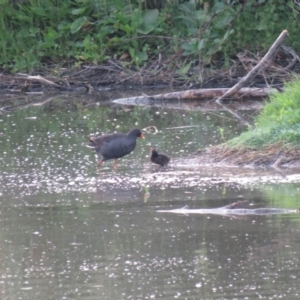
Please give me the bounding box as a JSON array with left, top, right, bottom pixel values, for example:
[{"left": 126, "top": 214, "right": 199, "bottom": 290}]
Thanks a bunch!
[{"left": 228, "top": 78, "right": 300, "bottom": 149}]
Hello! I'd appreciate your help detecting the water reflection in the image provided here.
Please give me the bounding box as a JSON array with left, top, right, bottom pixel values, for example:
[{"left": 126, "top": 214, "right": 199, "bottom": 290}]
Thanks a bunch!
[
  {"left": 1, "top": 198, "right": 300, "bottom": 299},
  {"left": 0, "top": 96, "right": 300, "bottom": 299}
]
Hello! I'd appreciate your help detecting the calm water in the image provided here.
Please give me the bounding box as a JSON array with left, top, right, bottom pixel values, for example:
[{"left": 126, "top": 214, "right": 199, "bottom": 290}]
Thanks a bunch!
[{"left": 1, "top": 94, "right": 300, "bottom": 300}]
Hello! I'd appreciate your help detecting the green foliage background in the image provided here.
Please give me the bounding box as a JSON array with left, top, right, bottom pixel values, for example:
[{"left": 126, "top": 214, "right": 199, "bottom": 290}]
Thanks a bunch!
[{"left": 1, "top": 0, "right": 300, "bottom": 72}]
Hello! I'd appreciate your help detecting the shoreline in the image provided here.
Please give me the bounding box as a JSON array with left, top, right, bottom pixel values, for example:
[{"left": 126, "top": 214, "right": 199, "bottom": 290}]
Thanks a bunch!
[{"left": 190, "top": 144, "right": 300, "bottom": 169}]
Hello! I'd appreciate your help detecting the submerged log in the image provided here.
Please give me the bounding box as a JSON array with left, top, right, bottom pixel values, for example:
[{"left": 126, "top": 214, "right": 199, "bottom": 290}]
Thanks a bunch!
[
  {"left": 157, "top": 201, "right": 300, "bottom": 216},
  {"left": 113, "top": 87, "right": 274, "bottom": 104}
]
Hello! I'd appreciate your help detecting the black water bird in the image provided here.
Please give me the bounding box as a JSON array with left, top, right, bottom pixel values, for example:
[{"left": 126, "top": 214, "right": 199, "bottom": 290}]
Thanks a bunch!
[{"left": 87, "top": 129, "right": 145, "bottom": 168}]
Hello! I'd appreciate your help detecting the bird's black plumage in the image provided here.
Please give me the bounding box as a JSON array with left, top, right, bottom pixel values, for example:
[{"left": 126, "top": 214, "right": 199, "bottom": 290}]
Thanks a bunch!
[{"left": 87, "top": 129, "right": 145, "bottom": 168}]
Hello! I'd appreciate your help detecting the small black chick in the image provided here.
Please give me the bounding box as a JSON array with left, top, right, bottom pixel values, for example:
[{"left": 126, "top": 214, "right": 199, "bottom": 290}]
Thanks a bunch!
[{"left": 150, "top": 148, "right": 170, "bottom": 166}]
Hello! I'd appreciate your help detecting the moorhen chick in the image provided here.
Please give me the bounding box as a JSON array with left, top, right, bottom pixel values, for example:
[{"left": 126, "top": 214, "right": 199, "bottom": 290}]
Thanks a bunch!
[
  {"left": 87, "top": 128, "right": 145, "bottom": 168},
  {"left": 150, "top": 148, "right": 170, "bottom": 167}
]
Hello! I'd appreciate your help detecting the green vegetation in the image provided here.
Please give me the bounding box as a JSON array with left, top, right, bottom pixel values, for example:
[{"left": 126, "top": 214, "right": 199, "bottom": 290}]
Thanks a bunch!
[
  {"left": 1, "top": 0, "right": 300, "bottom": 72},
  {"left": 228, "top": 78, "right": 300, "bottom": 149}
]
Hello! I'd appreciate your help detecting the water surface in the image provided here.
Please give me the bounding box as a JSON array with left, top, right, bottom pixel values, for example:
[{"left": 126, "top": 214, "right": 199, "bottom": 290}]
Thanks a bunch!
[{"left": 0, "top": 94, "right": 300, "bottom": 299}]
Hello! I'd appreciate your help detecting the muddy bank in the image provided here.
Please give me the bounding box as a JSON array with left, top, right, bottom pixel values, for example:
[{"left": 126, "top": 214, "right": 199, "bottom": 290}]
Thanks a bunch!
[
  {"left": 191, "top": 143, "right": 300, "bottom": 169},
  {"left": 0, "top": 49, "right": 297, "bottom": 95}
]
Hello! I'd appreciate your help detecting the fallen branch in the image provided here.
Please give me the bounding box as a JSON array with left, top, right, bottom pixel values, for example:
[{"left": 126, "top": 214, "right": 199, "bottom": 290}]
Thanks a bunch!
[
  {"left": 281, "top": 45, "right": 300, "bottom": 71},
  {"left": 16, "top": 73, "right": 62, "bottom": 87},
  {"left": 215, "top": 30, "right": 288, "bottom": 105},
  {"left": 0, "top": 96, "right": 56, "bottom": 112}
]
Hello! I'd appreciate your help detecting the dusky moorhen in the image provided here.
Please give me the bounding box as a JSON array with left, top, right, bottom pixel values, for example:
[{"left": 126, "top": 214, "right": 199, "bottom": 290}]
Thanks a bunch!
[
  {"left": 150, "top": 148, "right": 170, "bottom": 166},
  {"left": 87, "top": 128, "right": 145, "bottom": 168}
]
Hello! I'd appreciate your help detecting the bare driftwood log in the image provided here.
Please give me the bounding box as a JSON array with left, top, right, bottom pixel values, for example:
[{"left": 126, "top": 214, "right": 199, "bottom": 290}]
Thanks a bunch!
[
  {"left": 113, "top": 87, "right": 273, "bottom": 104},
  {"left": 215, "top": 30, "right": 288, "bottom": 105},
  {"left": 16, "top": 73, "right": 62, "bottom": 88},
  {"left": 113, "top": 98, "right": 263, "bottom": 112}
]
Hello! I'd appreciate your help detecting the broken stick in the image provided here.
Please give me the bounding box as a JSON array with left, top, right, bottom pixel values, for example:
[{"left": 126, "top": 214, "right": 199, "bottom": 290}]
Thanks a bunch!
[{"left": 215, "top": 30, "right": 288, "bottom": 105}]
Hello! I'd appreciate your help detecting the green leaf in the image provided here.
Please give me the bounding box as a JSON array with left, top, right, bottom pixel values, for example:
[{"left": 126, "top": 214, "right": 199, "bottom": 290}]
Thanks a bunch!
[
  {"left": 44, "top": 28, "right": 59, "bottom": 40},
  {"left": 222, "top": 29, "right": 234, "bottom": 41},
  {"left": 137, "top": 26, "right": 154, "bottom": 34},
  {"left": 215, "top": 14, "right": 234, "bottom": 28},
  {"left": 213, "top": 2, "right": 226, "bottom": 14},
  {"left": 108, "top": 36, "right": 121, "bottom": 43},
  {"left": 179, "top": 2, "right": 194, "bottom": 14},
  {"left": 177, "top": 61, "right": 192, "bottom": 75},
  {"left": 58, "top": 20, "right": 71, "bottom": 31},
  {"left": 255, "top": 23, "right": 267, "bottom": 31},
  {"left": 32, "top": 7, "right": 48, "bottom": 17},
  {"left": 71, "top": 17, "right": 88, "bottom": 34},
  {"left": 197, "top": 39, "right": 206, "bottom": 50},
  {"left": 137, "top": 9, "right": 159, "bottom": 34},
  {"left": 83, "top": 34, "right": 91, "bottom": 48},
  {"left": 72, "top": 8, "right": 86, "bottom": 15},
  {"left": 195, "top": 10, "right": 210, "bottom": 24},
  {"left": 142, "top": 9, "right": 159, "bottom": 26}
]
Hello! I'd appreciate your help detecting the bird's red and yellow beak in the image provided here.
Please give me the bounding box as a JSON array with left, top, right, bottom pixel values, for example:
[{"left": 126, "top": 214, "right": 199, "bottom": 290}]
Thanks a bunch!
[{"left": 140, "top": 133, "right": 145, "bottom": 139}]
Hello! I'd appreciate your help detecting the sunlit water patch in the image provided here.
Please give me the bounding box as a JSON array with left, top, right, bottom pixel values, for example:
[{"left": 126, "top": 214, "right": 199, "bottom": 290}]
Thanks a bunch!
[{"left": 0, "top": 101, "right": 249, "bottom": 197}]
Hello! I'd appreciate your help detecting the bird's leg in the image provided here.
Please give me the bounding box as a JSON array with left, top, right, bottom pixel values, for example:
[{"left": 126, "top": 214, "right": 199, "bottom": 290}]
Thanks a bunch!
[
  {"left": 97, "top": 160, "right": 103, "bottom": 168},
  {"left": 114, "top": 159, "right": 118, "bottom": 169}
]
